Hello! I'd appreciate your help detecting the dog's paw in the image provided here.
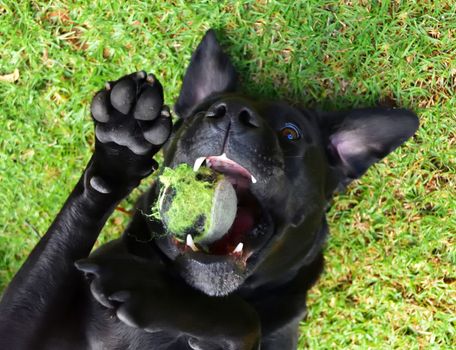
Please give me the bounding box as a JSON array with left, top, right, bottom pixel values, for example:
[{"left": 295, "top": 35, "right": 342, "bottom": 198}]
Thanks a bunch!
[
  {"left": 87, "top": 72, "right": 172, "bottom": 192},
  {"left": 91, "top": 71, "right": 171, "bottom": 155},
  {"left": 75, "top": 255, "right": 171, "bottom": 331},
  {"left": 75, "top": 255, "right": 161, "bottom": 309}
]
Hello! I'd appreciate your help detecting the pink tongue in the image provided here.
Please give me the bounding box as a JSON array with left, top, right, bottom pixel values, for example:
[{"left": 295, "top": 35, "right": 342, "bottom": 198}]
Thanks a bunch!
[
  {"left": 209, "top": 207, "right": 255, "bottom": 254},
  {"left": 232, "top": 208, "right": 256, "bottom": 236}
]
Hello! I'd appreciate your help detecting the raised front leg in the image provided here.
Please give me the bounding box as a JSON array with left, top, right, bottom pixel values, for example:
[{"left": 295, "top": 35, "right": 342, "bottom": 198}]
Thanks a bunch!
[{"left": 0, "top": 71, "right": 172, "bottom": 349}]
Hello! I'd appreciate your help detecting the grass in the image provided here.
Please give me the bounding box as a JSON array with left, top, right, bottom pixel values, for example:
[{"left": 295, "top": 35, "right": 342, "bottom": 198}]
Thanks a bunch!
[{"left": 0, "top": 1, "right": 455, "bottom": 348}]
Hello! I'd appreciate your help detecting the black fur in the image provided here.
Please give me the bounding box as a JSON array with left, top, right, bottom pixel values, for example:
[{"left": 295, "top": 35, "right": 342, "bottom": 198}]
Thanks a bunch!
[{"left": 0, "top": 30, "right": 418, "bottom": 349}]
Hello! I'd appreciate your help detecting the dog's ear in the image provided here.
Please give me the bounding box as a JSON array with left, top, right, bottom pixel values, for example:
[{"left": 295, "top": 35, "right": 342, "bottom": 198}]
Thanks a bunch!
[
  {"left": 175, "top": 29, "right": 238, "bottom": 119},
  {"left": 320, "top": 108, "right": 419, "bottom": 180}
]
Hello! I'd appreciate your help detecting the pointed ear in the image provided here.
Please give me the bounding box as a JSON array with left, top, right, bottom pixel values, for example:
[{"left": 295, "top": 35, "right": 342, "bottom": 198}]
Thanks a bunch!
[
  {"left": 174, "top": 29, "right": 238, "bottom": 119},
  {"left": 321, "top": 108, "right": 419, "bottom": 179}
]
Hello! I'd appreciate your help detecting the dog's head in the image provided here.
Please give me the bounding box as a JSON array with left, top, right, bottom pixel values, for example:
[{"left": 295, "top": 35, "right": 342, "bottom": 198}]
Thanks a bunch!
[{"left": 151, "top": 30, "right": 418, "bottom": 296}]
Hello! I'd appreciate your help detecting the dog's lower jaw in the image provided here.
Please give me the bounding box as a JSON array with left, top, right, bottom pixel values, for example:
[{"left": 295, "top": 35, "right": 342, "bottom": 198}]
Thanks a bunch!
[{"left": 175, "top": 253, "right": 247, "bottom": 296}]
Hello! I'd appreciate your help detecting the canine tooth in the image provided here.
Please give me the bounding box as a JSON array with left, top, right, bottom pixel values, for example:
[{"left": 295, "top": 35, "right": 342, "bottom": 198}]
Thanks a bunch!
[
  {"left": 186, "top": 234, "right": 199, "bottom": 252},
  {"left": 193, "top": 157, "right": 206, "bottom": 172},
  {"left": 220, "top": 153, "right": 229, "bottom": 160},
  {"left": 233, "top": 242, "right": 244, "bottom": 254},
  {"left": 251, "top": 175, "right": 257, "bottom": 184}
]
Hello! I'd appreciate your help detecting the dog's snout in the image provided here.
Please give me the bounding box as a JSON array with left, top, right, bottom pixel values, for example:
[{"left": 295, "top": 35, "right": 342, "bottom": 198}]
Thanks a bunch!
[{"left": 205, "top": 101, "right": 260, "bottom": 128}]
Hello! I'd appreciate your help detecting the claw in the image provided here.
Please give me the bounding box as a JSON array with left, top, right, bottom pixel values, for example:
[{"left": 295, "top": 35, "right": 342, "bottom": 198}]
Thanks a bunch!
[
  {"left": 90, "top": 279, "right": 116, "bottom": 309},
  {"left": 109, "top": 290, "right": 132, "bottom": 303},
  {"left": 74, "top": 260, "right": 101, "bottom": 276},
  {"left": 146, "top": 74, "right": 156, "bottom": 84},
  {"left": 161, "top": 105, "right": 171, "bottom": 118}
]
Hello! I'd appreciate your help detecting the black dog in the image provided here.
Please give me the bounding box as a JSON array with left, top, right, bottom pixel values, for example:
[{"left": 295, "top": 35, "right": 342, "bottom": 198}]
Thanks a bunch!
[{"left": 0, "top": 30, "right": 418, "bottom": 349}]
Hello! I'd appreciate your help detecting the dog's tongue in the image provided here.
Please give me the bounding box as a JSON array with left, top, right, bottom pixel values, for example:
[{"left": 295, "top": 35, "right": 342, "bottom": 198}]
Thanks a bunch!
[{"left": 209, "top": 207, "right": 256, "bottom": 254}]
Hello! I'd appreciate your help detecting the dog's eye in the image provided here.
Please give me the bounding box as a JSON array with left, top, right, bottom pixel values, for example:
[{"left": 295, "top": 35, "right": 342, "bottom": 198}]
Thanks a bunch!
[{"left": 280, "top": 123, "right": 301, "bottom": 141}]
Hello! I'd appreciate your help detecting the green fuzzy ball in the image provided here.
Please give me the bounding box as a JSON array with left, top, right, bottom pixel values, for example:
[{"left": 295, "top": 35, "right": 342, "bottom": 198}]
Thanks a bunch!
[{"left": 152, "top": 164, "right": 237, "bottom": 244}]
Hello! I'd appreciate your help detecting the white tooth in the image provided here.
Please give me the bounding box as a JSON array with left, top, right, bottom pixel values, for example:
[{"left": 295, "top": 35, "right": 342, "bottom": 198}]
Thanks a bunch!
[
  {"left": 220, "top": 153, "right": 229, "bottom": 160},
  {"left": 186, "top": 234, "right": 199, "bottom": 252},
  {"left": 251, "top": 175, "right": 257, "bottom": 184},
  {"left": 233, "top": 242, "right": 244, "bottom": 254},
  {"left": 193, "top": 157, "right": 206, "bottom": 172}
]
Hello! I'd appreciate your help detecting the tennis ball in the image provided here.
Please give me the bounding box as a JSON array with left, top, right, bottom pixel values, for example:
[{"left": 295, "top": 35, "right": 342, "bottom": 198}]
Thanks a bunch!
[{"left": 154, "top": 164, "right": 237, "bottom": 244}]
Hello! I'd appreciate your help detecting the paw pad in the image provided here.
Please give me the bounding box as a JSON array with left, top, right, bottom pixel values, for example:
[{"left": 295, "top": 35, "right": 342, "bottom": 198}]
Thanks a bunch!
[
  {"left": 89, "top": 176, "right": 111, "bottom": 194},
  {"left": 91, "top": 71, "right": 172, "bottom": 155}
]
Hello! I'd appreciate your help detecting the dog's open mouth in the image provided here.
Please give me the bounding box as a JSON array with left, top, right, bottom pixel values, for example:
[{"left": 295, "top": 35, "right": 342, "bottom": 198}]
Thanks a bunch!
[{"left": 170, "top": 154, "right": 270, "bottom": 265}]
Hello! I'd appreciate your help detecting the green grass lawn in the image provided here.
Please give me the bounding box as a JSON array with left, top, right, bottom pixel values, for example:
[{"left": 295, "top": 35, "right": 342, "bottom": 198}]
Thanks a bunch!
[{"left": 1, "top": 1, "right": 455, "bottom": 348}]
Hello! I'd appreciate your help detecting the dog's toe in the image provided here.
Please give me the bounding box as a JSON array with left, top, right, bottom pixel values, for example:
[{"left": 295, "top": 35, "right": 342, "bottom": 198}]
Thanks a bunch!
[
  {"left": 133, "top": 75, "right": 164, "bottom": 121},
  {"left": 140, "top": 108, "right": 172, "bottom": 146},
  {"left": 91, "top": 90, "right": 111, "bottom": 123},
  {"left": 110, "top": 71, "right": 147, "bottom": 115}
]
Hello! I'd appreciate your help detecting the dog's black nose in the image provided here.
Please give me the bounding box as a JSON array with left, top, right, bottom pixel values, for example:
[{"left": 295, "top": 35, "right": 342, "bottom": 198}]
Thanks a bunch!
[{"left": 205, "top": 100, "right": 260, "bottom": 128}]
